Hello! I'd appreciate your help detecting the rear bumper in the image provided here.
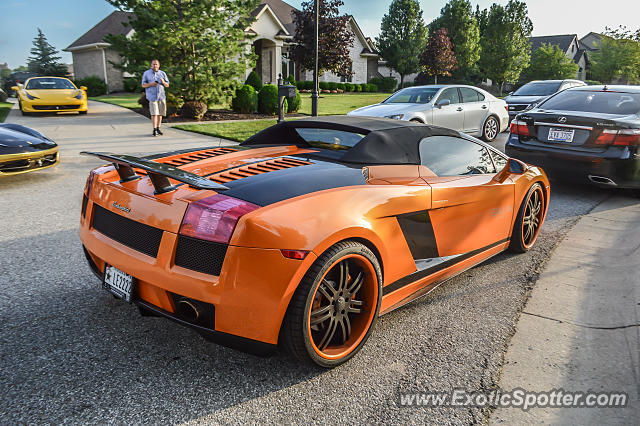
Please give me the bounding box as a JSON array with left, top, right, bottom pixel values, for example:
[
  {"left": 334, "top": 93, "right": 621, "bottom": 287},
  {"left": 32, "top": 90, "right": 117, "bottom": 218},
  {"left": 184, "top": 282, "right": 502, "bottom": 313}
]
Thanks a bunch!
[
  {"left": 79, "top": 198, "right": 318, "bottom": 348},
  {"left": 505, "top": 135, "right": 640, "bottom": 189}
]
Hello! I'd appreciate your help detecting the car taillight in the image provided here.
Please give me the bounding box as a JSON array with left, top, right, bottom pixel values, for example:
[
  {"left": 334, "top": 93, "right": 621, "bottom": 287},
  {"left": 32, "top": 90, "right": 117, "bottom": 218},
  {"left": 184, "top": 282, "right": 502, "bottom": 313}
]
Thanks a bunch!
[
  {"left": 281, "top": 249, "right": 309, "bottom": 260},
  {"left": 594, "top": 129, "right": 640, "bottom": 146},
  {"left": 84, "top": 165, "right": 113, "bottom": 195},
  {"left": 510, "top": 120, "right": 530, "bottom": 137},
  {"left": 179, "top": 194, "right": 260, "bottom": 244}
]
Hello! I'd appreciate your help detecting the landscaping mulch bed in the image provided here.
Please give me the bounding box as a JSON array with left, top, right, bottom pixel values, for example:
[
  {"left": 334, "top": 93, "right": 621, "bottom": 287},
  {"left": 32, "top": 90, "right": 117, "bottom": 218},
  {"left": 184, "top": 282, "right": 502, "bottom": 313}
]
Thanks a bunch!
[{"left": 133, "top": 107, "right": 304, "bottom": 123}]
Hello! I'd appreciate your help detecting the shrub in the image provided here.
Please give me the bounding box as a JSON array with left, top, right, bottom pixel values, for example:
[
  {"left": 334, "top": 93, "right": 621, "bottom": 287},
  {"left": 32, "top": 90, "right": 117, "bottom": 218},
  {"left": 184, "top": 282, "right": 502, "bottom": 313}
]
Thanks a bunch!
[
  {"left": 319, "top": 82, "right": 329, "bottom": 90},
  {"left": 0, "top": 88, "right": 7, "bottom": 103},
  {"left": 585, "top": 80, "right": 602, "bottom": 85},
  {"left": 344, "top": 83, "right": 354, "bottom": 92},
  {"left": 286, "top": 74, "right": 295, "bottom": 85},
  {"left": 231, "top": 84, "right": 258, "bottom": 113},
  {"left": 369, "top": 77, "right": 397, "bottom": 92},
  {"left": 337, "top": 83, "right": 346, "bottom": 91},
  {"left": 166, "top": 91, "right": 184, "bottom": 114},
  {"left": 303, "top": 81, "right": 313, "bottom": 90},
  {"left": 287, "top": 88, "right": 301, "bottom": 113},
  {"left": 258, "top": 84, "right": 279, "bottom": 114},
  {"left": 123, "top": 77, "right": 140, "bottom": 93},
  {"left": 245, "top": 71, "right": 262, "bottom": 91},
  {"left": 181, "top": 100, "right": 208, "bottom": 120},
  {"left": 354, "top": 84, "right": 362, "bottom": 92},
  {"left": 328, "top": 82, "right": 338, "bottom": 90},
  {"left": 74, "top": 75, "right": 107, "bottom": 96},
  {"left": 138, "top": 92, "right": 149, "bottom": 109},
  {"left": 368, "top": 83, "right": 378, "bottom": 93},
  {"left": 295, "top": 81, "right": 305, "bottom": 90}
]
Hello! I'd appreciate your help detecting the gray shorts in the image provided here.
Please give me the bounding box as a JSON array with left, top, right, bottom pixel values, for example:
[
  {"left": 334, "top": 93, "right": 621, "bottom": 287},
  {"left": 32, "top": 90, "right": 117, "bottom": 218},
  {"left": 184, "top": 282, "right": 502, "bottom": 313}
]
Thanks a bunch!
[{"left": 149, "top": 99, "right": 166, "bottom": 116}]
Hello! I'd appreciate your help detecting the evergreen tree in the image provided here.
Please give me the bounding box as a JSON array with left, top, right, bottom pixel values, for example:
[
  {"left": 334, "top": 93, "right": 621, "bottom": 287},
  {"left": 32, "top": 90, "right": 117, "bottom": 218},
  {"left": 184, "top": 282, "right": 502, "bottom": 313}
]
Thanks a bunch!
[
  {"left": 429, "top": 0, "right": 480, "bottom": 80},
  {"left": 377, "top": 0, "right": 427, "bottom": 88},
  {"left": 106, "top": 0, "right": 260, "bottom": 104},
  {"left": 27, "top": 28, "right": 68, "bottom": 76},
  {"left": 290, "top": 0, "right": 355, "bottom": 77}
]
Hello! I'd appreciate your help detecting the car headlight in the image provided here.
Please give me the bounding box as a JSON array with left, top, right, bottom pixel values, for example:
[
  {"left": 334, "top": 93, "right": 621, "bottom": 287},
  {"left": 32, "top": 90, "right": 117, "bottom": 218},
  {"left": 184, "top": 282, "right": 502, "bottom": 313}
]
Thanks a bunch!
[
  {"left": 75, "top": 91, "right": 83, "bottom": 100},
  {"left": 25, "top": 91, "right": 38, "bottom": 100},
  {"left": 385, "top": 114, "right": 404, "bottom": 120}
]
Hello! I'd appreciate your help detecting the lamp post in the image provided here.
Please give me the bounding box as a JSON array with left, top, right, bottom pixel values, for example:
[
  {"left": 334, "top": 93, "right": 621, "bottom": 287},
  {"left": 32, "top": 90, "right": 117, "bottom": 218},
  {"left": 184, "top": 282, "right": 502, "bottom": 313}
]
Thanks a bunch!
[{"left": 311, "top": 0, "right": 319, "bottom": 116}]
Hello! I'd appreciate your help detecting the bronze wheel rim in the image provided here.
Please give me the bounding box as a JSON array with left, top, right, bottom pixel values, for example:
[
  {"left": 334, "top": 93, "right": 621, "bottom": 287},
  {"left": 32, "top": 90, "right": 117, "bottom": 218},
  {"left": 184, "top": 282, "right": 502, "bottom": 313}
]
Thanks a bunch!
[
  {"left": 522, "top": 186, "right": 544, "bottom": 248},
  {"left": 307, "top": 254, "right": 378, "bottom": 360}
]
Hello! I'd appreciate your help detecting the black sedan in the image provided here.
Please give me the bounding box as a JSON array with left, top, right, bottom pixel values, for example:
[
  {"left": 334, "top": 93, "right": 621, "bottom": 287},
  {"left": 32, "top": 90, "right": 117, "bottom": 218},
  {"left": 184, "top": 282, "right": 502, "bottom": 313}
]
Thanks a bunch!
[
  {"left": 0, "top": 123, "right": 58, "bottom": 176},
  {"left": 506, "top": 85, "right": 640, "bottom": 192}
]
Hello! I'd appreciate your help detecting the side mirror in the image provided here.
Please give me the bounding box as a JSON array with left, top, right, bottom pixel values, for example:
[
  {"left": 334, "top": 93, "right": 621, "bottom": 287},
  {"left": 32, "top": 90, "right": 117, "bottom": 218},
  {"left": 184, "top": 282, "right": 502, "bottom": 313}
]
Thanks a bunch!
[
  {"left": 508, "top": 91, "right": 514, "bottom": 95},
  {"left": 11, "top": 86, "right": 19, "bottom": 91},
  {"left": 80, "top": 86, "right": 88, "bottom": 91},
  {"left": 435, "top": 99, "right": 450, "bottom": 108}
]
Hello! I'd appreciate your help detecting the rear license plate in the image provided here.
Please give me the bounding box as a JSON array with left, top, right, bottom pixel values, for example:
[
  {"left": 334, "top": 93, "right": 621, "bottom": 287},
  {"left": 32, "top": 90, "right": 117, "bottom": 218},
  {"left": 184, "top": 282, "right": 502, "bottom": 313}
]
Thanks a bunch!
[
  {"left": 548, "top": 128, "right": 575, "bottom": 142},
  {"left": 103, "top": 265, "right": 134, "bottom": 302}
]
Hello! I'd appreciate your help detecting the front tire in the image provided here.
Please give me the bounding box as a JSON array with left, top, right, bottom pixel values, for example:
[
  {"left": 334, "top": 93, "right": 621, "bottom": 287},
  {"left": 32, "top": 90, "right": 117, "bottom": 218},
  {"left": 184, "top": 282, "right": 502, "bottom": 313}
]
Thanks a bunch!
[
  {"left": 509, "top": 183, "right": 545, "bottom": 253},
  {"left": 281, "top": 241, "right": 382, "bottom": 368},
  {"left": 482, "top": 115, "right": 499, "bottom": 142}
]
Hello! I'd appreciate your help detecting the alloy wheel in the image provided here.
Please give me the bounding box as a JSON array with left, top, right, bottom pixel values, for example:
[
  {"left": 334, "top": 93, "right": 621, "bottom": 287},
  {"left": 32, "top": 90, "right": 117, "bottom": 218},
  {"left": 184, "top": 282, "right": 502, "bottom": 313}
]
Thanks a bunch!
[
  {"left": 484, "top": 117, "right": 498, "bottom": 140},
  {"left": 522, "top": 186, "right": 544, "bottom": 247}
]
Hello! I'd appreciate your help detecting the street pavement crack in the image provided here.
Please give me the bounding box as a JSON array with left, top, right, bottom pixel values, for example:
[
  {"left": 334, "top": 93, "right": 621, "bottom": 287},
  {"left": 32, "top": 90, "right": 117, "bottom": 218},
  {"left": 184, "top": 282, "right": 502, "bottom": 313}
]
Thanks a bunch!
[{"left": 522, "top": 311, "right": 640, "bottom": 330}]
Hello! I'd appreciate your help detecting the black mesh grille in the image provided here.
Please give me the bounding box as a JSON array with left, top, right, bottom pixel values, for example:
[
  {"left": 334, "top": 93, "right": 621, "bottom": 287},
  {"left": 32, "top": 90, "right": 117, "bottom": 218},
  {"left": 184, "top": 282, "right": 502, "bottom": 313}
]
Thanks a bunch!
[
  {"left": 92, "top": 204, "right": 164, "bottom": 257},
  {"left": 174, "top": 235, "right": 227, "bottom": 275},
  {"left": 32, "top": 105, "right": 79, "bottom": 110}
]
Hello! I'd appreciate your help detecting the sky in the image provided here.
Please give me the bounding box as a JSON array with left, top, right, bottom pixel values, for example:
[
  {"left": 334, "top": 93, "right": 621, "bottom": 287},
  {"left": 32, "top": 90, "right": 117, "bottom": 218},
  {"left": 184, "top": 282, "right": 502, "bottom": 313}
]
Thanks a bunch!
[{"left": 1, "top": 0, "right": 639, "bottom": 69}]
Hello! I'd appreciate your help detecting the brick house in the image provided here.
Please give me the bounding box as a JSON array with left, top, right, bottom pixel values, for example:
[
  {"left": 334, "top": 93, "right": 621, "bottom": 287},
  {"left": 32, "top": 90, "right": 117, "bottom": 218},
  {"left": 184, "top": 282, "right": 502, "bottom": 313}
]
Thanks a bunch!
[{"left": 65, "top": 1, "right": 380, "bottom": 93}]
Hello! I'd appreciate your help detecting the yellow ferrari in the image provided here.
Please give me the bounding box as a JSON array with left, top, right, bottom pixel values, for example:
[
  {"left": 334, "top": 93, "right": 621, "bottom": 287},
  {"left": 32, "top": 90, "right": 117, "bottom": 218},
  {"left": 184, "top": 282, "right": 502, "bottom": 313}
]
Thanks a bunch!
[{"left": 13, "top": 76, "right": 88, "bottom": 116}]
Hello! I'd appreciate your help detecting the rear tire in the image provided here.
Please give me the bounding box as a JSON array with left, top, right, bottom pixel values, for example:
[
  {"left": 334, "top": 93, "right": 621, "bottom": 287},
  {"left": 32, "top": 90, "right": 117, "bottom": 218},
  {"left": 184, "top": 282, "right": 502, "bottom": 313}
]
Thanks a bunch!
[
  {"left": 281, "top": 240, "right": 382, "bottom": 368},
  {"left": 482, "top": 115, "right": 499, "bottom": 142},
  {"left": 509, "top": 183, "right": 545, "bottom": 253}
]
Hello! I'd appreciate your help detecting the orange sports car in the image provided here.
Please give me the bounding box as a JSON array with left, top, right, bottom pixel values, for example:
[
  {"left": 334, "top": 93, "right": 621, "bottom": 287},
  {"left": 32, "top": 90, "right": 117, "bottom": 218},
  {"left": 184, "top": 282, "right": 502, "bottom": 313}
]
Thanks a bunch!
[{"left": 79, "top": 116, "right": 549, "bottom": 367}]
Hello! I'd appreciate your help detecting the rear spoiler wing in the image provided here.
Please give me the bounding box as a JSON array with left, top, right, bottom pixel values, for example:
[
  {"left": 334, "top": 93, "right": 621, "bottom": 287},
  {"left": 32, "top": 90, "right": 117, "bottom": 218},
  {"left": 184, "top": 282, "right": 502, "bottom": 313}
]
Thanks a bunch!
[{"left": 80, "top": 151, "right": 229, "bottom": 194}]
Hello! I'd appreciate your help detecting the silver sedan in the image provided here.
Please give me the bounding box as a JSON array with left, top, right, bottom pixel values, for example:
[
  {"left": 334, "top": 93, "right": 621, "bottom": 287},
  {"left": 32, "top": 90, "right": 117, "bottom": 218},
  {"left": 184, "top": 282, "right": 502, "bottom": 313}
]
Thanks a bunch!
[{"left": 348, "top": 85, "right": 509, "bottom": 141}]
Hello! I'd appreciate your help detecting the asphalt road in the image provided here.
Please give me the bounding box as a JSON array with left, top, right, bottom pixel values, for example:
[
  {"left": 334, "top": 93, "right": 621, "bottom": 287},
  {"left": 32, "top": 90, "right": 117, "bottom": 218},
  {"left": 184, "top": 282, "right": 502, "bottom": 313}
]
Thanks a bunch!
[{"left": 0, "top": 106, "right": 630, "bottom": 424}]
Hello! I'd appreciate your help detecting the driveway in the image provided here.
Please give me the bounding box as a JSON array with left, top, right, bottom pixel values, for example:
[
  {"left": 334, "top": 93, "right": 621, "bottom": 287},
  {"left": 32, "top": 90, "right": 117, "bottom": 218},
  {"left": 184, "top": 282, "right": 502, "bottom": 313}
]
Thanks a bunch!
[{"left": 0, "top": 101, "right": 624, "bottom": 424}]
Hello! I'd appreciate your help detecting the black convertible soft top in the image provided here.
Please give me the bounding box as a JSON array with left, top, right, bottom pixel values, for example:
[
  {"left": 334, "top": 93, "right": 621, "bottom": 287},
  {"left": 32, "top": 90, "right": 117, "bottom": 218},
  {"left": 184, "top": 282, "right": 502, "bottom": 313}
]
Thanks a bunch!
[{"left": 240, "top": 116, "right": 460, "bottom": 164}]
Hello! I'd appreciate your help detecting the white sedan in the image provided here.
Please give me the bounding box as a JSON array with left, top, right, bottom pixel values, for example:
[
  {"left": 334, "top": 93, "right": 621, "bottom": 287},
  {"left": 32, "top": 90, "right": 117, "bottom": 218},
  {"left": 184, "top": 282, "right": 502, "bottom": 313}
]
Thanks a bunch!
[{"left": 348, "top": 85, "right": 509, "bottom": 141}]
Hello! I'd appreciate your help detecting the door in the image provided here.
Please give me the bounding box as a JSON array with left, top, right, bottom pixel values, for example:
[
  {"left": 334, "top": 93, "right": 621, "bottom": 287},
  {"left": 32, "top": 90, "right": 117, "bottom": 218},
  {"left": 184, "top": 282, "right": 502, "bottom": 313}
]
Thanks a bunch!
[
  {"left": 419, "top": 135, "right": 514, "bottom": 257},
  {"left": 431, "top": 87, "right": 464, "bottom": 131},
  {"left": 459, "top": 87, "right": 489, "bottom": 133}
]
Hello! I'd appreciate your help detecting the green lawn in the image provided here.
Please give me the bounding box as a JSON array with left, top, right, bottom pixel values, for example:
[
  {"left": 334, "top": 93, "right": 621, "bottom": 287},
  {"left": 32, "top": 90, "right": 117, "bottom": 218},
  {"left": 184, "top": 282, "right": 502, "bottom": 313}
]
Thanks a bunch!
[
  {"left": 0, "top": 102, "right": 12, "bottom": 122},
  {"left": 173, "top": 92, "right": 390, "bottom": 142},
  {"left": 89, "top": 93, "right": 141, "bottom": 109},
  {"left": 174, "top": 119, "right": 278, "bottom": 142},
  {"left": 299, "top": 92, "right": 389, "bottom": 115}
]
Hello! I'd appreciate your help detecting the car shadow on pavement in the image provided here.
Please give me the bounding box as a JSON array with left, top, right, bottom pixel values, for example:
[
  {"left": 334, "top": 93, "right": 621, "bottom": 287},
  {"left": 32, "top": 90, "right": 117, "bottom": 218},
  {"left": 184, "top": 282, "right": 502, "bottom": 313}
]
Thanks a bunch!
[{"left": 0, "top": 229, "right": 323, "bottom": 424}]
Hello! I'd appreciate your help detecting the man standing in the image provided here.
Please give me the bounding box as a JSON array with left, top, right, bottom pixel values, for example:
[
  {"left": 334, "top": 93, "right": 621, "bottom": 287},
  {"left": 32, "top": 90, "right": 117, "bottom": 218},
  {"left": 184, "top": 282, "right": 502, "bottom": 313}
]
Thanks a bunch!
[{"left": 141, "top": 59, "right": 169, "bottom": 136}]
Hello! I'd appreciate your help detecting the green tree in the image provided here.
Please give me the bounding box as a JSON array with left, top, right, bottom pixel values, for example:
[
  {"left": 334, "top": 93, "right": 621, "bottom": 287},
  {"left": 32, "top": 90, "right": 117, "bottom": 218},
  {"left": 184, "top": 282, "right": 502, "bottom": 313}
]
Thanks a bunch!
[
  {"left": 590, "top": 27, "right": 640, "bottom": 84},
  {"left": 106, "top": 0, "right": 259, "bottom": 104},
  {"left": 429, "top": 0, "right": 480, "bottom": 80},
  {"left": 377, "top": 0, "right": 427, "bottom": 88},
  {"left": 27, "top": 28, "right": 68, "bottom": 76},
  {"left": 479, "top": 0, "right": 533, "bottom": 94},
  {"left": 420, "top": 28, "right": 457, "bottom": 84},
  {"left": 523, "top": 44, "right": 578, "bottom": 81}
]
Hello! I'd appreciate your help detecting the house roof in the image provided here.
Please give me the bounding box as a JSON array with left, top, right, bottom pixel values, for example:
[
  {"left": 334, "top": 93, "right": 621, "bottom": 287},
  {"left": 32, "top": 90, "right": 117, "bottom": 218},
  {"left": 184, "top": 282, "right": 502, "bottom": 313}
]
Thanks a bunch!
[
  {"left": 579, "top": 32, "right": 611, "bottom": 51},
  {"left": 65, "top": 11, "right": 133, "bottom": 51},
  {"left": 529, "top": 34, "right": 577, "bottom": 54},
  {"left": 259, "top": 0, "right": 296, "bottom": 35}
]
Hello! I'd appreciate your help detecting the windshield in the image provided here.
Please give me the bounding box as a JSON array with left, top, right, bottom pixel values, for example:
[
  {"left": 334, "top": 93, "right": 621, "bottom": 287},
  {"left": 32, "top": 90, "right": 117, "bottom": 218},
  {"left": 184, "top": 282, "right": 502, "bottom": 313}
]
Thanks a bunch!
[
  {"left": 513, "top": 82, "right": 561, "bottom": 96},
  {"left": 540, "top": 90, "right": 640, "bottom": 115},
  {"left": 383, "top": 87, "right": 440, "bottom": 104},
  {"left": 26, "top": 78, "right": 76, "bottom": 90},
  {"left": 295, "top": 128, "right": 365, "bottom": 150}
]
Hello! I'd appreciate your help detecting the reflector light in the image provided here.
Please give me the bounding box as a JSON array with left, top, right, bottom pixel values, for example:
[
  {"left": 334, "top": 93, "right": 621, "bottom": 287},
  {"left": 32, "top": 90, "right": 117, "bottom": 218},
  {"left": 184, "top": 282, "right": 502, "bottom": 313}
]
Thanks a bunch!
[
  {"left": 180, "top": 194, "right": 260, "bottom": 244},
  {"left": 281, "top": 249, "right": 308, "bottom": 260},
  {"left": 510, "top": 120, "right": 530, "bottom": 137}
]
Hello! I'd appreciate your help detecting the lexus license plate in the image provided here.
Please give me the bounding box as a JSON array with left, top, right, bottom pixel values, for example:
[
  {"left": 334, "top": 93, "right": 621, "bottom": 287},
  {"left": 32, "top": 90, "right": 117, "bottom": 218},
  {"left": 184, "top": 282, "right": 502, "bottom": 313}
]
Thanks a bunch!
[
  {"left": 548, "top": 128, "right": 575, "bottom": 142},
  {"left": 103, "top": 265, "right": 134, "bottom": 302}
]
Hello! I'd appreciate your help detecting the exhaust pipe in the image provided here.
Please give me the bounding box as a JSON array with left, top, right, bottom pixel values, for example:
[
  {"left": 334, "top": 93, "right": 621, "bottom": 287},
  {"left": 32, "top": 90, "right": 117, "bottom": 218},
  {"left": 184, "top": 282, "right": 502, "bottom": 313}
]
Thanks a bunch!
[
  {"left": 588, "top": 175, "right": 617, "bottom": 186},
  {"left": 176, "top": 299, "right": 200, "bottom": 321}
]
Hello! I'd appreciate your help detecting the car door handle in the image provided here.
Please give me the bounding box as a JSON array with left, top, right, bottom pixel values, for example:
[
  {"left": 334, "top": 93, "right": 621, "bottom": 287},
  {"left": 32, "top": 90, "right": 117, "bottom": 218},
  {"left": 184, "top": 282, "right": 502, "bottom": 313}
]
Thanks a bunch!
[
  {"left": 481, "top": 105, "right": 488, "bottom": 109},
  {"left": 456, "top": 107, "right": 463, "bottom": 112}
]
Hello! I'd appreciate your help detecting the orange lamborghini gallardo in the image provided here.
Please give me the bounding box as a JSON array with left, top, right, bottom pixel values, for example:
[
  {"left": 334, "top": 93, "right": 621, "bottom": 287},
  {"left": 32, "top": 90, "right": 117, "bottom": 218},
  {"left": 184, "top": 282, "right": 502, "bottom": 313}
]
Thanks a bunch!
[{"left": 79, "top": 116, "right": 549, "bottom": 367}]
